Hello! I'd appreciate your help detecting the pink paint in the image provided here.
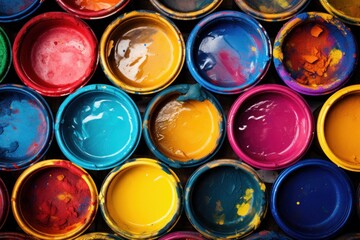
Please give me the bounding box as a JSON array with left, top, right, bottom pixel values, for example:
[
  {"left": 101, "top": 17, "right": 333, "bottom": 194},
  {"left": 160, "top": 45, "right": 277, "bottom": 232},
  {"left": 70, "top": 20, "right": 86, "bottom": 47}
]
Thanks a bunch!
[
  {"left": 227, "top": 84, "right": 314, "bottom": 170},
  {"left": 13, "top": 12, "right": 98, "bottom": 97}
]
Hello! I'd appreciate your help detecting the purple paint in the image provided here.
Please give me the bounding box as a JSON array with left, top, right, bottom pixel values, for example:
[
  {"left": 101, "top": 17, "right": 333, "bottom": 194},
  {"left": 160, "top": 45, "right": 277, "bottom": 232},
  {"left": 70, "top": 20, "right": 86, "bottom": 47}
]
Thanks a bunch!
[
  {"left": 159, "top": 231, "right": 205, "bottom": 240},
  {"left": 227, "top": 84, "right": 314, "bottom": 170}
]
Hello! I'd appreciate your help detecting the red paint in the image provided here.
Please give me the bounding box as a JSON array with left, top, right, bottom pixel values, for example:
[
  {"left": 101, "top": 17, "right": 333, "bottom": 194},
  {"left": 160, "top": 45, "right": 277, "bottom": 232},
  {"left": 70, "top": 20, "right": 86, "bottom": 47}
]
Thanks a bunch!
[
  {"left": 13, "top": 12, "right": 98, "bottom": 97},
  {"left": 19, "top": 166, "right": 92, "bottom": 234}
]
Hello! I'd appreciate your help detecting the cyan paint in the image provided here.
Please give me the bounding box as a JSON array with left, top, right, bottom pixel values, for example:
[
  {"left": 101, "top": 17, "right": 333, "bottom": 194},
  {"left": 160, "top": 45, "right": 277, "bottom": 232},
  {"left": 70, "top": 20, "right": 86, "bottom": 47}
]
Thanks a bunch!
[
  {"left": 0, "top": 84, "right": 53, "bottom": 171},
  {"left": 55, "top": 84, "right": 142, "bottom": 170},
  {"left": 187, "top": 11, "right": 271, "bottom": 94},
  {"left": 184, "top": 160, "right": 267, "bottom": 239},
  {"left": 0, "top": 0, "right": 42, "bottom": 22}
]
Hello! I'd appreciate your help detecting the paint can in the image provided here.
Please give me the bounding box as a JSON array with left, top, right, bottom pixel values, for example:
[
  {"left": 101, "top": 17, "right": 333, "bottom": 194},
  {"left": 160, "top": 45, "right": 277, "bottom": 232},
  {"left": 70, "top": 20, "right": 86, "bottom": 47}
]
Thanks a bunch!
[
  {"left": 270, "top": 159, "right": 354, "bottom": 240},
  {"left": 335, "top": 233, "right": 360, "bottom": 240},
  {"left": 184, "top": 159, "right": 267, "bottom": 239},
  {"left": 243, "top": 230, "right": 292, "bottom": 240},
  {"left": 273, "top": 12, "right": 358, "bottom": 96},
  {"left": 13, "top": 12, "right": 98, "bottom": 97},
  {"left": 320, "top": 0, "right": 360, "bottom": 26},
  {"left": 358, "top": 183, "right": 360, "bottom": 220},
  {"left": 0, "top": 178, "right": 9, "bottom": 230},
  {"left": 143, "top": 84, "right": 226, "bottom": 168},
  {"left": 159, "top": 231, "right": 206, "bottom": 240},
  {"left": 317, "top": 85, "right": 360, "bottom": 172},
  {"left": 186, "top": 11, "right": 271, "bottom": 95},
  {"left": 56, "top": 0, "right": 130, "bottom": 19},
  {"left": 0, "top": 0, "right": 43, "bottom": 23},
  {"left": 55, "top": 84, "right": 142, "bottom": 171},
  {"left": 0, "top": 84, "right": 53, "bottom": 171},
  {"left": 100, "top": 10, "right": 185, "bottom": 95},
  {"left": 0, "top": 232, "right": 34, "bottom": 239},
  {"left": 75, "top": 232, "right": 122, "bottom": 239},
  {"left": 234, "top": 0, "right": 310, "bottom": 22},
  {"left": 227, "top": 84, "right": 314, "bottom": 170},
  {"left": 99, "top": 158, "right": 182, "bottom": 239},
  {"left": 11, "top": 159, "right": 99, "bottom": 240},
  {"left": 149, "top": 0, "right": 222, "bottom": 20},
  {"left": 0, "top": 27, "right": 11, "bottom": 83}
]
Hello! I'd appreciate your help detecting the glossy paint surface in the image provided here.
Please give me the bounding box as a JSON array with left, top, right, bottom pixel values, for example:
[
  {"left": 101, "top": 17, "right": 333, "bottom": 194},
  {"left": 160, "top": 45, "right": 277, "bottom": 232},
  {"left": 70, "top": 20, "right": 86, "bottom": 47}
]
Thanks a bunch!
[
  {"left": 100, "top": 11, "right": 184, "bottom": 94},
  {"left": 0, "top": 27, "right": 11, "bottom": 82},
  {"left": 12, "top": 160, "right": 98, "bottom": 239},
  {"left": 55, "top": 84, "right": 141, "bottom": 170},
  {"left": 273, "top": 12, "right": 358, "bottom": 95},
  {"left": 159, "top": 231, "right": 206, "bottom": 240},
  {"left": 227, "top": 84, "right": 313, "bottom": 170},
  {"left": 185, "top": 160, "right": 267, "bottom": 239},
  {"left": 100, "top": 159, "right": 182, "bottom": 239},
  {"left": 0, "top": 85, "right": 53, "bottom": 171},
  {"left": 187, "top": 11, "right": 271, "bottom": 94},
  {"left": 271, "top": 159, "right": 354, "bottom": 240},
  {"left": 144, "top": 84, "right": 225, "bottom": 168},
  {"left": 13, "top": 12, "right": 98, "bottom": 97}
]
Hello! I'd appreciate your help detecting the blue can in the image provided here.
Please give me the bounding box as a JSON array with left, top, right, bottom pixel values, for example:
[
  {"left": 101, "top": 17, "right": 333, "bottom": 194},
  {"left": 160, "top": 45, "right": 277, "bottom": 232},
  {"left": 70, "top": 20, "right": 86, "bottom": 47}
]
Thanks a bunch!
[{"left": 0, "top": 0, "right": 43, "bottom": 23}]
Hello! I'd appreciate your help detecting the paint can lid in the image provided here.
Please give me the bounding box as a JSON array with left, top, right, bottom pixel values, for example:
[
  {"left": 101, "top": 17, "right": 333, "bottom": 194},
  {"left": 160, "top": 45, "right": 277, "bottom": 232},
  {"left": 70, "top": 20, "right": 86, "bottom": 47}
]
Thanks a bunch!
[
  {"left": 149, "top": 0, "right": 223, "bottom": 20},
  {"left": 234, "top": 0, "right": 310, "bottom": 22},
  {"left": 0, "top": 178, "right": 9, "bottom": 230},
  {"left": 271, "top": 159, "right": 354, "bottom": 240},
  {"left": 0, "top": 0, "right": 43, "bottom": 23},
  {"left": 186, "top": 11, "right": 271, "bottom": 95},
  {"left": 55, "top": 84, "right": 142, "bottom": 170},
  {"left": 0, "top": 84, "right": 54, "bottom": 171},
  {"left": 0, "top": 27, "right": 11, "bottom": 83},
  {"left": 184, "top": 159, "right": 267, "bottom": 239}
]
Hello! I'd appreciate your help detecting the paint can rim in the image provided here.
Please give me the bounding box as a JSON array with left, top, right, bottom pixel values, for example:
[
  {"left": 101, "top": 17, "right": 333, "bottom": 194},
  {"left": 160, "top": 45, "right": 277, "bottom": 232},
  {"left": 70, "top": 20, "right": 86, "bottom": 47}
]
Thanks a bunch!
[
  {"left": 0, "top": 27, "right": 12, "bottom": 83},
  {"left": 0, "top": 0, "right": 43, "bottom": 23},
  {"left": 320, "top": 0, "right": 360, "bottom": 26}
]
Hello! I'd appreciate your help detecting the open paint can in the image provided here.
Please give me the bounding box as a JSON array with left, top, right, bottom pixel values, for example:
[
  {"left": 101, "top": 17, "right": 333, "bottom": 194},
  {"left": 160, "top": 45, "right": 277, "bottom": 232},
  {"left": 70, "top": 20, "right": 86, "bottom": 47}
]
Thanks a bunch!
[
  {"left": 0, "top": 0, "right": 43, "bottom": 23},
  {"left": 320, "top": 0, "right": 360, "bottom": 26},
  {"left": 159, "top": 231, "right": 205, "bottom": 240},
  {"left": 75, "top": 232, "right": 122, "bottom": 239},
  {"left": 0, "top": 27, "right": 11, "bottom": 83}
]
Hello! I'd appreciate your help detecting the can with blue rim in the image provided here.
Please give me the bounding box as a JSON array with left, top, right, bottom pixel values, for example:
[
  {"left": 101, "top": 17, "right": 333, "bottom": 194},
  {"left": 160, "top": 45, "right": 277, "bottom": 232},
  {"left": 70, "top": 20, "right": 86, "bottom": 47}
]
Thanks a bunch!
[{"left": 0, "top": 0, "right": 43, "bottom": 23}]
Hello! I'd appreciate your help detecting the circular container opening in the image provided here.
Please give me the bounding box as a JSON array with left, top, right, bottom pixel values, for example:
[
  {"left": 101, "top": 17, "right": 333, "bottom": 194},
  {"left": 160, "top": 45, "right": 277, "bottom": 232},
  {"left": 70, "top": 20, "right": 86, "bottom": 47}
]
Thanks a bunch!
[
  {"left": 271, "top": 159, "right": 354, "bottom": 240},
  {"left": 0, "top": 0, "right": 43, "bottom": 23},
  {"left": 186, "top": 11, "right": 271, "bottom": 94},
  {"left": 227, "top": 84, "right": 314, "bottom": 170},
  {"left": 13, "top": 12, "right": 98, "bottom": 97},
  {"left": 56, "top": 0, "right": 130, "bottom": 19},
  {"left": 0, "top": 84, "right": 53, "bottom": 171},
  {"left": 317, "top": 85, "right": 360, "bottom": 172},
  {"left": 234, "top": 0, "right": 310, "bottom": 22},
  {"left": 273, "top": 12, "right": 358, "bottom": 96},
  {"left": 143, "top": 84, "right": 226, "bottom": 168},
  {"left": 55, "top": 84, "right": 142, "bottom": 171},
  {"left": 99, "top": 158, "right": 182, "bottom": 239},
  {"left": 100, "top": 10, "right": 185, "bottom": 94},
  {"left": 11, "top": 160, "right": 98, "bottom": 240},
  {"left": 320, "top": 0, "right": 360, "bottom": 26},
  {"left": 149, "top": 0, "right": 222, "bottom": 20},
  {"left": 0, "top": 27, "right": 11, "bottom": 83},
  {"left": 184, "top": 159, "right": 267, "bottom": 239}
]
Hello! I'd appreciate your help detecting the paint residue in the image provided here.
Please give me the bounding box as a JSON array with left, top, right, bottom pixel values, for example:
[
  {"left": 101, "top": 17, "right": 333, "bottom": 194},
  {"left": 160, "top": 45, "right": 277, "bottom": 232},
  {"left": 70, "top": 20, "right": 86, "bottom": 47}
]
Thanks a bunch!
[
  {"left": 328, "top": 0, "right": 360, "bottom": 18},
  {"left": 106, "top": 163, "right": 179, "bottom": 236},
  {"left": 258, "top": 0, "right": 291, "bottom": 13},
  {"left": 325, "top": 93, "right": 360, "bottom": 164},
  {"left": 31, "top": 26, "right": 93, "bottom": 87},
  {"left": 152, "top": 95, "right": 221, "bottom": 161},
  {"left": 282, "top": 23, "right": 343, "bottom": 87},
  {"left": 161, "top": 0, "right": 213, "bottom": 12},
  {"left": 111, "top": 23, "right": 176, "bottom": 88},
  {"left": 19, "top": 167, "right": 92, "bottom": 233},
  {"left": 236, "top": 188, "right": 253, "bottom": 216},
  {"left": 0, "top": 0, "right": 36, "bottom": 15},
  {"left": 74, "top": 0, "right": 119, "bottom": 11}
]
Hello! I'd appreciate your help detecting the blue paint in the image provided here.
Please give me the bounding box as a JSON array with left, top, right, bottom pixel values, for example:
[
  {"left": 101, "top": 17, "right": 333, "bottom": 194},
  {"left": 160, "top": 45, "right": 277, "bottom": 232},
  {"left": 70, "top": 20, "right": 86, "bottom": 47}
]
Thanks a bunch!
[
  {"left": 271, "top": 159, "right": 354, "bottom": 240},
  {"left": 55, "top": 84, "right": 142, "bottom": 171},
  {"left": 143, "top": 84, "right": 226, "bottom": 168},
  {"left": 0, "top": 85, "right": 53, "bottom": 171},
  {"left": 0, "top": 0, "right": 42, "bottom": 23},
  {"left": 244, "top": 230, "right": 292, "bottom": 240},
  {"left": 184, "top": 160, "right": 267, "bottom": 239},
  {"left": 186, "top": 11, "right": 271, "bottom": 94}
]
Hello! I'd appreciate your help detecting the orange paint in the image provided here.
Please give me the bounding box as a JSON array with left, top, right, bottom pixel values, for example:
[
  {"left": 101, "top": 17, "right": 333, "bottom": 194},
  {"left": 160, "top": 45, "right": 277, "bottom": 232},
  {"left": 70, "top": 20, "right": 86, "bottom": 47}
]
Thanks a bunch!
[{"left": 74, "top": 0, "right": 120, "bottom": 11}]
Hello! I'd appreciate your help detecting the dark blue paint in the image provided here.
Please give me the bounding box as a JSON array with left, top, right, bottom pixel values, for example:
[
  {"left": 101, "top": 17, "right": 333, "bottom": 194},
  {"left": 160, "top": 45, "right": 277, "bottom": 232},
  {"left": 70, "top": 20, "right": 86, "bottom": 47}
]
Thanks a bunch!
[
  {"left": 55, "top": 84, "right": 142, "bottom": 171},
  {"left": 0, "top": 0, "right": 42, "bottom": 22},
  {"left": 244, "top": 230, "right": 292, "bottom": 240},
  {"left": 271, "top": 159, "right": 354, "bottom": 240}
]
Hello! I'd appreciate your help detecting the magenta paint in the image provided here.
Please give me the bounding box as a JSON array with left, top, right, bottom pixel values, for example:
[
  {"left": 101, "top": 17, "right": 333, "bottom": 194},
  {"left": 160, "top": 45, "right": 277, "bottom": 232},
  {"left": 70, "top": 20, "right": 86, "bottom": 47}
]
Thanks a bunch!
[
  {"left": 227, "top": 84, "right": 314, "bottom": 170},
  {"left": 0, "top": 178, "right": 9, "bottom": 230},
  {"left": 13, "top": 12, "right": 98, "bottom": 97},
  {"left": 159, "top": 231, "right": 206, "bottom": 240}
]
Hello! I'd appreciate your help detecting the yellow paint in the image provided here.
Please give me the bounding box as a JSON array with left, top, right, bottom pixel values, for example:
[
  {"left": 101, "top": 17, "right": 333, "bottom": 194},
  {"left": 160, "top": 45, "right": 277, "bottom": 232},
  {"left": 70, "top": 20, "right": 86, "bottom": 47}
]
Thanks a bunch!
[
  {"left": 296, "top": 201, "right": 300, "bottom": 205},
  {"left": 110, "top": 20, "right": 182, "bottom": 89},
  {"left": 214, "top": 213, "right": 225, "bottom": 225},
  {"left": 324, "top": 93, "right": 360, "bottom": 165},
  {"left": 152, "top": 98, "right": 221, "bottom": 161},
  {"left": 329, "top": 49, "right": 343, "bottom": 66},
  {"left": 260, "top": 182, "right": 266, "bottom": 192},
  {"left": 106, "top": 163, "right": 179, "bottom": 236},
  {"left": 251, "top": 46, "right": 256, "bottom": 52},
  {"left": 74, "top": 0, "right": 119, "bottom": 11},
  {"left": 328, "top": 1, "right": 360, "bottom": 18},
  {"left": 236, "top": 188, "right": 254, "bottom": 216},
  {"left": 249, "top": 214, "right": 261, "bottom": 228},
  {"left": 258, "top": 0, "right": 290, "bottom": 13}
]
